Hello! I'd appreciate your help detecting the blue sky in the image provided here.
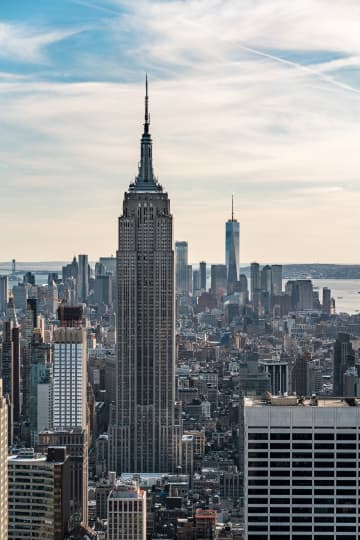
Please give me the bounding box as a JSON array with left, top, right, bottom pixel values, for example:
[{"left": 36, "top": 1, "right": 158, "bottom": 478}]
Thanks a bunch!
[{"left": 1, "top": 0, "right": 360, "bottom": 263}]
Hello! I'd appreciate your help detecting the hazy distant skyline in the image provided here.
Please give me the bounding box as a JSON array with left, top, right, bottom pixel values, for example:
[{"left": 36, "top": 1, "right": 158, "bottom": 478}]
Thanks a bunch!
[{"left": 1, "top": 0, "right": 360, "bottom": 263}]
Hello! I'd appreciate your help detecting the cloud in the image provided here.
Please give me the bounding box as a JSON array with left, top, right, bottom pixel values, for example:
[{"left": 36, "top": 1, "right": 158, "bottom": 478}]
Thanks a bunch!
[
  {"left": 1, "top": 0, "right": 360, "bottom": 262},
  {"left": 0, "top": 22, "right": 85, "bottom": 64}
]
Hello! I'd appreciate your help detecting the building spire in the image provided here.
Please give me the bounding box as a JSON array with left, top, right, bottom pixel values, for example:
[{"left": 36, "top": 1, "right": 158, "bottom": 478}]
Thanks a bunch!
[
  {"left": 231, "top": 194, "right": 234, "bottom": 221},
  {"left": 144, "top": 73, "right": 150, "bottom": 134},
  {"left": 130, "top": 74, "right": 162, "bottom": 192}
]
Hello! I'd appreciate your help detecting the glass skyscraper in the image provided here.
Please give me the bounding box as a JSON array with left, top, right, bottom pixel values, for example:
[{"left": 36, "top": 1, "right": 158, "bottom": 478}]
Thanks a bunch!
[{"left": 225, "top": 197, "right": 240, "bottom": 292}]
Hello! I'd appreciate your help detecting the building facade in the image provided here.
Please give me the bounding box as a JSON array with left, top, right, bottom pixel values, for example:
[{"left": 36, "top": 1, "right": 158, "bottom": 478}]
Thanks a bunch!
[
  {"left": 8, "top": 447, "right": 70, "bottom": 540},
  {"left": 0, "top": 380, "right": 7, "bottom": 540},
  {"left": 175, "top": 241, "right": 190, "bottom": 294},
  {"left": 53, "top": 324, "right": 87, "bottom": 430},
  {"left": 244, "top": 395, "right": 360, "bottom": 539},
  {"left": 107, "top": 481, "right": 146, "bottom": 540}
]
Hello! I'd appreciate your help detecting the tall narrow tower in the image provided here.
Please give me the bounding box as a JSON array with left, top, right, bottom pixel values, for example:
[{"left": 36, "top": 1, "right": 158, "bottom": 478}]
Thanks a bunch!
[
  {"left": 112, "top": 77, "right": 179, "bottom": 473},
  {"left": 225, "top": 195, "right": 240, "bottom": 293}
]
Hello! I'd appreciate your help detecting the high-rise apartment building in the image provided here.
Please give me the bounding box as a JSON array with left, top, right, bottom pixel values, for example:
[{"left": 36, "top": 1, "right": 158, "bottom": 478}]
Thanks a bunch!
[
  {"left": 111, "top": 78, "right": 180, "bottom": 473},
  {"left": 37, "top": 428, "right": 88, "bottom": 527},
  {"left": 77, "top": 254, "right": 89, "bottom": 303},
  {"left": 0, "top": 380, "right": 8, "bottom": 540},
  {"left": 244, "top": 395, "right": 360, "bottom": 540},
  {"left": 225, "top": 196, "right": 240, "bottom": 292},
  {"left": 175, "top": 241, "right": 189, "bottom": 294},
  {"left": 53, "top": 307, "right": 87, "bottom": 430},
  {"left": 8, "top": 447, "right": 70, "bottom": 540},
  {"left": 107, "top": 481, "right": 146, "bottom": 540}
]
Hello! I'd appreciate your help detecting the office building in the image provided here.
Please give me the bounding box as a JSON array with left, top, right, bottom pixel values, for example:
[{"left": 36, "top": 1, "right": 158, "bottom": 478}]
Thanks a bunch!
[
  {"left": 0, "top": 276, "right": 8, "bottom": 313},
  {"left": 21, "top": 298, "right": 38, "bottom": 422},
  {"left": 250, "top": 262, "right": 261, "bottom": 313},
  {"left": 225, "top": 196, "right": 240, "bottom": 292},
  {"left": 99, "top": 256, "right": 116, "bottom": 275},
  {"left": 193, "top": 269, "right": 200, "bottom": 296},
  {"left": 12, "top": 282, "right": 28, "bottom": 311},
  {"left": 53, "top": 307, "right": 87, "bottom": 429},
  {"left": 210, "top": 264, "right": 227, "bottom": 297},
  {"left": 285, "top": 279, "right": 313, "bottom": 311},
  {"left": 111, "top": 78, "right": 180, "bottom": 473},
  {"left": 107, "top": 481, "right": 146, "bottom": 540},
  {"left": 94, "top": 274, "right": 112, "bottom": 305},
  {"left": 261, "top": 264, "right": 272, "bottom": 295},
  {"left": 322, "top": 287, "right": 331, "bottom": 315},
  {"left": 244, "top": 395, "right": 360, "bottom": 540},
  {"left": 8, "top": 447, "right": 70, "bottom": 540},
  {"left": 333, "top": 333, "right": 355, "bottom": 396},
  {"left": 291, "top": 352, "right": 311, "bottom": 396},
  {"left": 1, "top": 299, "right": 21, "bottom": 441},
  {"left": 271, "top": 264, "right": 282, "bottom": 296},
  {"left": 199, "top": 261, "right": 207, "bottom": 291},
  {"left": 0, "top": 380, "right": 7, "bottom": 540},
  {"left": 176, "top": 241, "right": 189, "bottom": 294},
  {"left": 38, "top": 428, "right": 88, "bottom": 527},
  {"left": 77, "top": 254, "right": 89, "bottom": 303}
]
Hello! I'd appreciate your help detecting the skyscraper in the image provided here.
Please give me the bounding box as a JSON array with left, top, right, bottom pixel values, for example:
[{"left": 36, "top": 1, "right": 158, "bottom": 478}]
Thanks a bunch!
[
  {"left": 77, "top": 254, "right": 89, "bottom": 303},
  {"left": 225, "top": 195, "right": 240, "bottom": 292},
  {"left": 111, "top": 77, "right": 180, "bottom": 473},
  {"left": 333, "top": 333, "right": 355, "bottom": 396},
  {"left": 199, "top": 261, "right": 207, "bottom": 291},
  {"left": 271, "top": 264, "right": 282, "bottom": 295},
  {"left": 1, "top": 298, "right": 21, "bottom": 442},
  {"left": 175, "top": 241, "right": 189, "bottom": 294},
  {"left": 0, "top": 380, "right": 8, "bottom": 540},
  {"left": 0, "top": 276, "right": 8, "bottom": 314},
  {"left": 53, "top": 306, "right": 87, "bottom": 430},
  {"left": 250, "top": 262, "right": 260, "bottom": 303}
]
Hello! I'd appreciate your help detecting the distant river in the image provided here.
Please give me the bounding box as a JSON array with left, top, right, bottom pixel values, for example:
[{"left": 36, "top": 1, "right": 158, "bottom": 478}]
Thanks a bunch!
[
  {"left": 281, "top": 279, "right": 360, "bottom": 315},
  {"left": 311, "top": 279, "right": 360, "bottom": 315}
]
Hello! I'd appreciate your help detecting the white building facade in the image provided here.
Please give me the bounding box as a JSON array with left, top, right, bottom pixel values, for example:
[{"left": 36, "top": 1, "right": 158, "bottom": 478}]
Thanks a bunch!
[
  {"left": 107, "top": 482, "right": 146, "bottom": 540},
  {"left": 244, "top": 395, "right": 360, "bottom": 540},
  {"left": 53, "top": 326, "right": 87, "bottom": 429}
]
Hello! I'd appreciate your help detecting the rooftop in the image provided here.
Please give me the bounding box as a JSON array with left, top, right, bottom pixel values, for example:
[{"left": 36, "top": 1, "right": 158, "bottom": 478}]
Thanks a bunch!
[{"left": 244, "top": 396, "right": 360, "bottom": 408}]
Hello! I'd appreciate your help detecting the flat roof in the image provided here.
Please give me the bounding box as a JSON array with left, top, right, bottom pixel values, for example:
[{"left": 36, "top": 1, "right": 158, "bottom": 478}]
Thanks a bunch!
[{"left": 244, "top": 396, "right": 360, "bottom": 408}]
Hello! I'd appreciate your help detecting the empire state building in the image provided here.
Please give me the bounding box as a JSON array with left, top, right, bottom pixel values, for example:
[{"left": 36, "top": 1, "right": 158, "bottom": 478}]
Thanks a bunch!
[{"left": 111, "top": 78, "right": 181, "bottom": 473}]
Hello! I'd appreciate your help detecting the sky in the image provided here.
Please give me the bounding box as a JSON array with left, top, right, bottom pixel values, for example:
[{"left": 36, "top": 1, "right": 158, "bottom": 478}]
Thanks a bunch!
[{"left": 1, "top": 0, "right": 360, "bottom": 264}]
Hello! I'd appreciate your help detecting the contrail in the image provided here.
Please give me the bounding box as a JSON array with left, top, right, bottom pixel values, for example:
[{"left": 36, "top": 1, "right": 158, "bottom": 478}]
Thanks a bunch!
[
  {"left": 238, "top": 44, "right": 360, "bottom": 96},
  {"left": 67, "top": 0, "right": 121, "bottom": 16}
]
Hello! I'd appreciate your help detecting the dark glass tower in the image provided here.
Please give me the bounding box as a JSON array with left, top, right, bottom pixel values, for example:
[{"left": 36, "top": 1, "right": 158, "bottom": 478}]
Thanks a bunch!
[
  {"left": 111, "top": 78, "right": 180, "bottom": 473},
  {"left": 225, "top": 196, "right": 240, "bottom": 293}
]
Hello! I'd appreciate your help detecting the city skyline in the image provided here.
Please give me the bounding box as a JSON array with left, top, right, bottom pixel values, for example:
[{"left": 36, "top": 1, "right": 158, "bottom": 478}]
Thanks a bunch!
[{"left": 1, "top": 1, "right": 360, "bottom": 262}]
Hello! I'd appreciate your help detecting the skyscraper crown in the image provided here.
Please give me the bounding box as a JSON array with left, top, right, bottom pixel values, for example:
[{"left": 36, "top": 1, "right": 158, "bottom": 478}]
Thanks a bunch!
[{"left": 129, "top": 75, "right": 162, "bottom": 193}]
